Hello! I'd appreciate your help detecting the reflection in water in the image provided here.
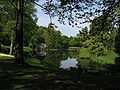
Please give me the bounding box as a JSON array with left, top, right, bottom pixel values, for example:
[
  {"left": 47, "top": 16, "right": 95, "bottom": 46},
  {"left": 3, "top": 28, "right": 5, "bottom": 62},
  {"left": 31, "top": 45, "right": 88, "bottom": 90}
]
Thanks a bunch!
[
  {"left": 23, "top": 50, "right": 120, "bottom": 89},
  {"left": 25, "top": 50, "right": 116, "bottom": 72},
  {"left": 60, "top": 57, "right": 78, "bottom": 69}
]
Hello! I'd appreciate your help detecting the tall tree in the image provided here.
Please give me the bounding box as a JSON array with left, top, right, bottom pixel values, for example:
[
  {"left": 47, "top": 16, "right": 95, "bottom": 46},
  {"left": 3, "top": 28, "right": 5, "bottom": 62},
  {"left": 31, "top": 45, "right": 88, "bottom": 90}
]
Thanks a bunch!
[
  {"left": 90, "top": 15, "right": 117, "bottom": 51},
  {"left": 14, "top": 0, "right": 24, "bottom": 64},
  {"left": 102, "top": 0, "right": 120, "bottom": 53}
]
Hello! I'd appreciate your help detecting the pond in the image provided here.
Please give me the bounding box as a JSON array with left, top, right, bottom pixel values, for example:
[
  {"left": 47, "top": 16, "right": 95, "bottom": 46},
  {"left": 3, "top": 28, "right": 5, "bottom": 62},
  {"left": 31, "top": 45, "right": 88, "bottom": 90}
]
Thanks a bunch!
[
  {"left": 25, "top": 49, "right": 117, "bottom": 72},
  {"left": 23, "top": 50, "right": 120, "bottom": 89}
]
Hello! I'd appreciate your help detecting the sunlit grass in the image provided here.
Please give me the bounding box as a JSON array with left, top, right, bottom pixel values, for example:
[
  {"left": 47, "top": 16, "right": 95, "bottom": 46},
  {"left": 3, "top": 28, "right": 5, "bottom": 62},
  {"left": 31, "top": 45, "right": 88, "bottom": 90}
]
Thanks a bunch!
[
  {"left": 79, "top": 47, "right": 119, "bottom": 64},
  {"left": 91, "top": 52, "right": 119, "bottom": 64},
  {"left": 0, "top": 53, "right": 14, "bottom": 60},
  {"left": 23, "top": 46, "right": 32, "bottom": 52},
  {"left": 79, "top": 48, "right": 91, "bottom": 58}
]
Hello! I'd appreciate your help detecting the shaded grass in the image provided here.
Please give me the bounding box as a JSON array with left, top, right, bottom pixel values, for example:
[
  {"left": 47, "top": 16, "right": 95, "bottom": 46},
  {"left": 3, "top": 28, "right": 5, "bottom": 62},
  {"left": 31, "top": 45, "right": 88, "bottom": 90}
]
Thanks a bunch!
[{"left": 0, "top": 61, "right": 120, "bottom": 90}]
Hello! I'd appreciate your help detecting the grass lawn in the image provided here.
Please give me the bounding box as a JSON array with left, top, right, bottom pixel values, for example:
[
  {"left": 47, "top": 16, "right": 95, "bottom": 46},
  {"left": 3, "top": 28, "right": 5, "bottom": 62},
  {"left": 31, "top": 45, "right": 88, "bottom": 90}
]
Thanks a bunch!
[
  {"left": 91, "top": 52, "right": 119, "bottom": 64},
  {"left": 1, "top": 45, "right": 32, "bottom": 53},
  {"left": 79, "top": 48, "right": 119, "bottom": 64}
]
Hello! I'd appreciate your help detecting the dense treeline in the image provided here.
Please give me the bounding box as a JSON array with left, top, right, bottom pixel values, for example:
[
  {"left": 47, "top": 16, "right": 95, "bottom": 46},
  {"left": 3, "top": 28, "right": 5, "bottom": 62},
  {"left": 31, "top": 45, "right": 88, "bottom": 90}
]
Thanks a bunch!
[
  {"left": 29, "top": 23, "right": 70, "bottom": 50},
  {"left": 77, "top": 15, "right": 117, "bottom": 56},
  {"left": 0, "top": 13, "right": 118, "bottom": 57}
]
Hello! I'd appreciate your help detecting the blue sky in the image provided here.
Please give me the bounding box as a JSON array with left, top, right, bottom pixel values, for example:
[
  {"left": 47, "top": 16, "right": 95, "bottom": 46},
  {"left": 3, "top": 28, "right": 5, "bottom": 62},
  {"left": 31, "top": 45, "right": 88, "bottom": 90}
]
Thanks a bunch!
[{"left": 35, "top": 1, "right": 91, "bottom": 37}]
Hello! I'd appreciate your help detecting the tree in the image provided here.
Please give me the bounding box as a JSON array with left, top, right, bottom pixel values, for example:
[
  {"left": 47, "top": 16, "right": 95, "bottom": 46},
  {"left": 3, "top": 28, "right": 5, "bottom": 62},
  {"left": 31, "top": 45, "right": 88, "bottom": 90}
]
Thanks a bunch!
[
  {"left": 41, "top": 0, "right": 102, "bottom": 26},
  {"left": 0, "top": 0, "right": 15, "bottom": 52},
  {"left": 115, "top": 7, "right": 120, "bottom": 54},
  {"left": 29, "top": 26, "right": 46, "bottom": 49},
  {"left": 23, "top": 3, "right": 38, "bottom": 46},
  {"left": 90, "top": 15, "right": 116, "bottom": 51},
  {"left": 14, "top": 0, "right": 24, "bottom": 64},
  {"left": 102, "top": 0, "right": 120, "bottom": 53},
  {"left": 69, "top": 37, "right": 79, "bottom": 47},
  {"left": 77, "top": 27, "right": 89, "bottom": 47},
  {"left": 3, "top": 20, "right": 16, "bottom": 54},
  {"left": 43, "top": 23, "right": 62, "bottom": 49},
  {"left": 30, "top": 24, "right": 63, "bottom": 50},
  {"left": 61, "top": 35, "right": 69, "bottom": 49}
]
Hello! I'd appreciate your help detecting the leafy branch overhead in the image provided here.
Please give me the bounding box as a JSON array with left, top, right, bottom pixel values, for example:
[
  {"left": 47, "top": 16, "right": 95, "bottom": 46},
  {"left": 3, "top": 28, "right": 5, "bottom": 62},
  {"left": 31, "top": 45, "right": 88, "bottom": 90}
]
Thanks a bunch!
[
  {"left": 3, "top": 0, "right": 120, "bottom": 27},
  {"left": 41, "top": 0, "right": 103, "bottom": 27}
]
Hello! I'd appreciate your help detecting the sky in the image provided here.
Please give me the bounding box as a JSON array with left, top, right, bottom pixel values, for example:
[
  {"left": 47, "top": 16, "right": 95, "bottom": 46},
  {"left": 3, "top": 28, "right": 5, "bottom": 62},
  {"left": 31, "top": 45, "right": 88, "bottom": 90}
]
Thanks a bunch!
[{"left": 35, "top": 1, "right": 91, "bottom": 37}]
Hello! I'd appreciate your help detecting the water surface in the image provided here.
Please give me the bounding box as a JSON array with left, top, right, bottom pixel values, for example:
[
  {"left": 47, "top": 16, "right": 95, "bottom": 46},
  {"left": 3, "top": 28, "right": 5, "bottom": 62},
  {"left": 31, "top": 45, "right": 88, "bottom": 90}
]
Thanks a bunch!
[{"left": 25, "top": 50, "right": 115, "bottom": 71}]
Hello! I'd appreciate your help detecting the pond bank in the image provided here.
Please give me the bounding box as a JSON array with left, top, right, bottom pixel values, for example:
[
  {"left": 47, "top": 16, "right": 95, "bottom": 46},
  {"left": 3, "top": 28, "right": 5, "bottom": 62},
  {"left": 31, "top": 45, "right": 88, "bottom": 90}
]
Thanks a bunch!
[{"left": 79, "top": 48, "right": 119, "bottom": 64}]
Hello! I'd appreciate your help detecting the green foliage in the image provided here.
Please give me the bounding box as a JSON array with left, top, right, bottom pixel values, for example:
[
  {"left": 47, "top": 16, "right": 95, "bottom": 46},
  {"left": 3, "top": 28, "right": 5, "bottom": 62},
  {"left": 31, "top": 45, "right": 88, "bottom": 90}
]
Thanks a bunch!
[
  {"left": 30, "top": 24, "right": 70, "bottom": 50},
  {"left": 61, "top": 35, "right": 69, "bottom": 49},
  {"left": 91, "top": 52, "right": 119, "bottom": 64},
  {"left": 41, "top": 24, "right": 62, "bottom": 49},
  {"left": 76, "top": 15, "right": 117, "bottom": 56},
  {"left": 0, "top": 0, "right": 37, "bottom": 47},
  {"left": 89, "top": 15, "right": 116, "bottom": 52},
  {"left": 29, "top": 26, "right": 45, "bottom": 49},
  {"left": 69, "top": 37, "right": 79, "bottom": 47},
  {"left": 23, "top": 3, "right": 38, "bottom": 46},
  {"left": 79, "top": 47, "right": 91, "bottom": 58},
  {"left": 77, "top": 27, "right": 90, "bottom": 47}
]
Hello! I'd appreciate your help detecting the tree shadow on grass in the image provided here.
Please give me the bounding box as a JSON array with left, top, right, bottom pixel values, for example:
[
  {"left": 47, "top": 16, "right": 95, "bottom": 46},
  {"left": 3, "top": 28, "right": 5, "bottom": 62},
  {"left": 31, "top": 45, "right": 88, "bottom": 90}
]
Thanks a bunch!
[{"left": 0, "top": 59, "right": 120, "bottom": 90}]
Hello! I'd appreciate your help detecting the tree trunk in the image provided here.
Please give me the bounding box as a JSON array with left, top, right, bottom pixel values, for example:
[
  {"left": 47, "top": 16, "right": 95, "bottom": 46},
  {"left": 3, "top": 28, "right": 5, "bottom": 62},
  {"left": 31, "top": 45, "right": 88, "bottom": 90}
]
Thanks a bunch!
[
  {"left": 115, "top": 26, "right": 120, "bottom": 55},
  {"left": 14, "top": 0, "right": 24, "bottom": 64},
  {"left": 10, "top": 34, "right": 14, "bottom": 55},
  {"left": 0, "top": 14, "right": 2, "bottom": 52},
  {"left": 0, "top": 42, "right": 1, "bottom": 52}
]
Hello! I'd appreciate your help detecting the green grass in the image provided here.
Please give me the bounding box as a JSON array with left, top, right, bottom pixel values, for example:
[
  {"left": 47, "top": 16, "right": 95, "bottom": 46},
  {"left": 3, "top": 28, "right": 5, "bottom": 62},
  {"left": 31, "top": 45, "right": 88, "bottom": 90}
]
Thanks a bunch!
[
  {"left": 23, "top": 46, "right": 32, "bottom": 52},
  {"left": 1, "top": 45, "right": 32, "bottom": 52},
  {"left": 2, "top": 45, "right": 10, "bottom": 49},
  {"left": 79, "top": 47, "right": 91, "bottom": 58},
  {"left": 0, "top": 53, "right": 14, "bottom": 60},
  {"left": 79, "top": 47, "right": 119, "bottom": 64},
  {"left": 91, "top": 51, "right": 119, "bottom": 64},
  {"left": 69, "top": 47, "right": 78, "bottom": 49}
]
